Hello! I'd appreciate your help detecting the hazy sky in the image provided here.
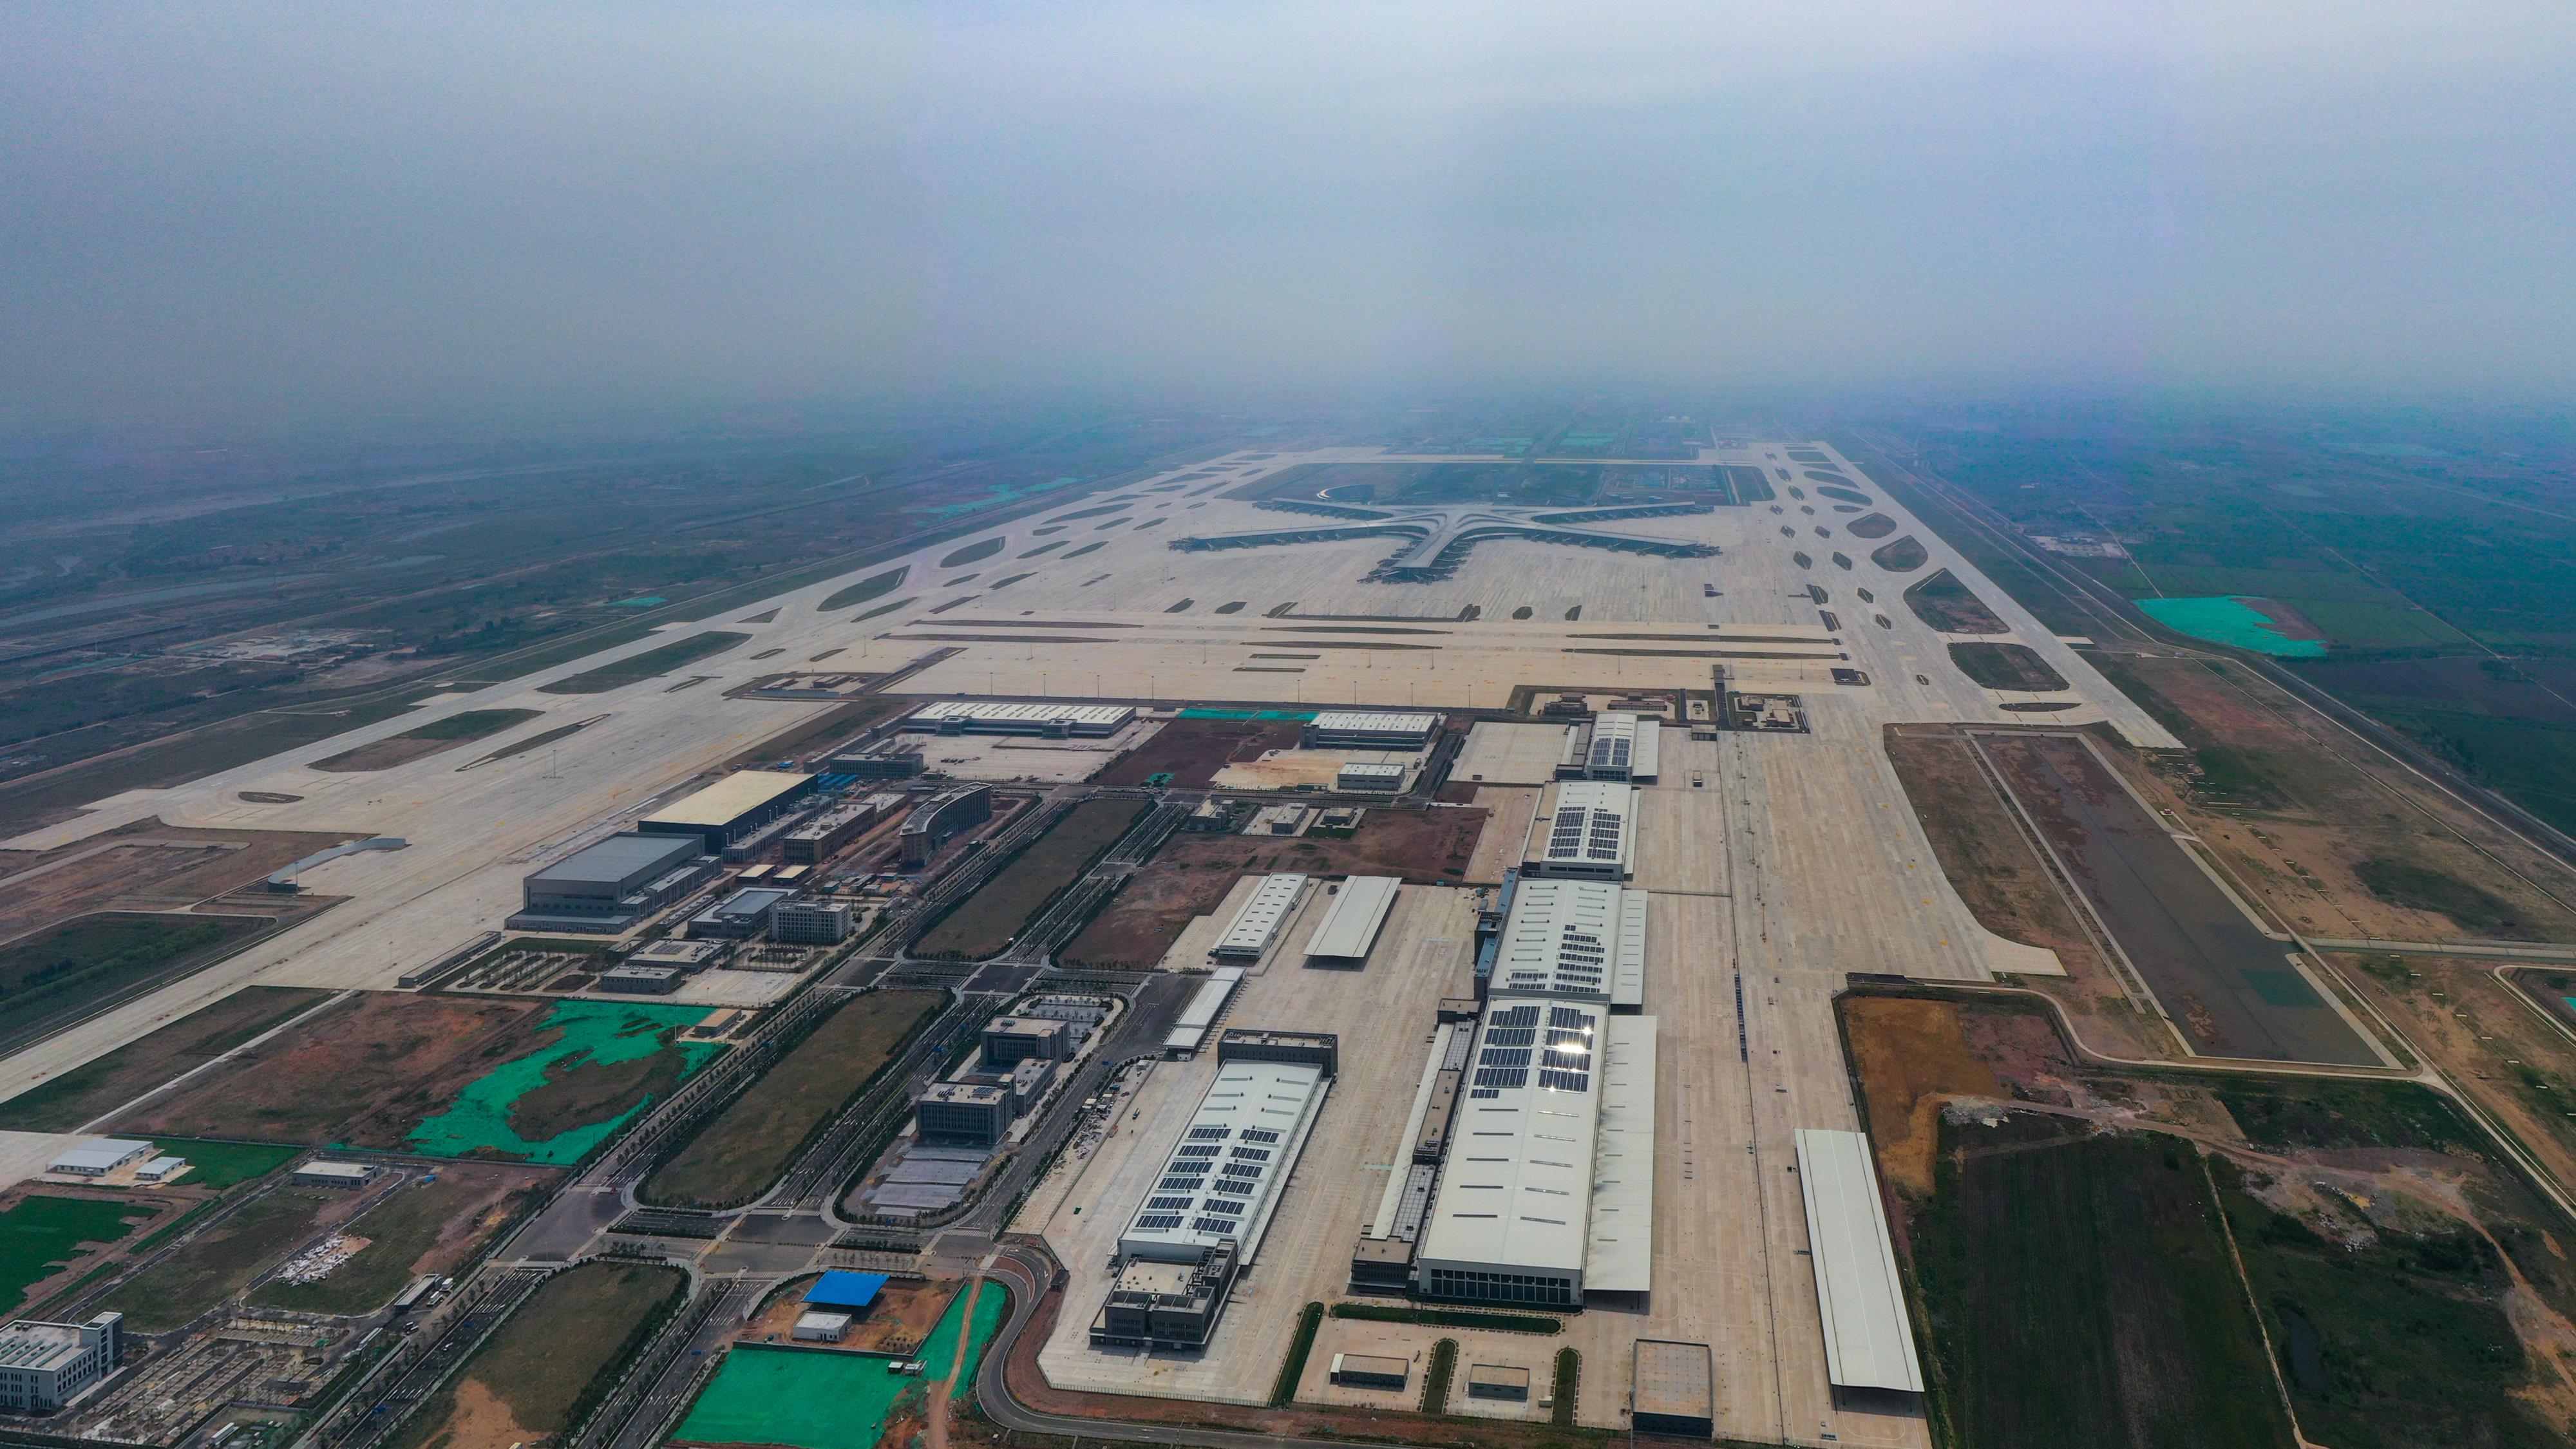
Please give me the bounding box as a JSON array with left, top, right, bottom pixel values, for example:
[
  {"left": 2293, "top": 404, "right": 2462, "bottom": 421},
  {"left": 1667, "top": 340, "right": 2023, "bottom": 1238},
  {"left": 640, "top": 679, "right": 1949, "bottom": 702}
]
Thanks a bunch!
[{"left": 3, "top": 2, "right": 2572, "bottom": 432}]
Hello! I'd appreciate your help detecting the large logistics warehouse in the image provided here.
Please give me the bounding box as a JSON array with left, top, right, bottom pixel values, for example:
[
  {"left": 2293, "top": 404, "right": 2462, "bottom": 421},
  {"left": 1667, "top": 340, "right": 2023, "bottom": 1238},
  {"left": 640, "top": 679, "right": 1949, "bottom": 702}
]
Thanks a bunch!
[
  {"left": 1489, "top": 880, "right": 1649, "bottom": 1009},
  {"left": 636, "top": 770, "right": 817, "bottom": 851},
  {"left": 902, "top": 701, "right": 1137, "bottom": 737},
  {"left": 1411, "top": 998, "right": 1658, "bottom": 1307},
  {"left": 1303, "top": 876, "right": 1401, "bottom": 963},
  {"left": 509, "top": 831, "right": 715, "bottom": 933},
  {"left": 1794, "top": 1128, "right": 1925, "bottom": 1392},
  {"left": 1211, "top": 873, "right": 1307, "bottom": 960},
  {"left": 1524, "top": 780, "right": 1640, "bottom": 880},
  {"left": 1560, "top": 712, "right": 1660, "bottom": 782}
]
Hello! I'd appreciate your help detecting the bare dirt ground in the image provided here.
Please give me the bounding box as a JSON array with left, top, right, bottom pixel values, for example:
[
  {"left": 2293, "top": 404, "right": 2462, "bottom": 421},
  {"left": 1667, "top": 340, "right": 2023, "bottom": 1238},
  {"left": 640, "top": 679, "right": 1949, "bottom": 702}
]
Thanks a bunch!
[
  {"left": 1092, "top": 719, "right": 1303, "bottom": 788},
  {"left": 1883, "top": 726, "right": 2169, "bottom": 1059},
  {"left": 733, "top": 1276, "right": 956, "bottom": 1355},
  {"left": 0, "top": 820, "right": 355, "bottom": 944},
  {"left": 113, "top": 992, "right": 541, "bottom": 1144},
  {"left": 2348, "top": 955, "right": 2576, "bottom": 1204},
  {"left": 1060, "top": 807, "right": 1488, "bottom": 970}
]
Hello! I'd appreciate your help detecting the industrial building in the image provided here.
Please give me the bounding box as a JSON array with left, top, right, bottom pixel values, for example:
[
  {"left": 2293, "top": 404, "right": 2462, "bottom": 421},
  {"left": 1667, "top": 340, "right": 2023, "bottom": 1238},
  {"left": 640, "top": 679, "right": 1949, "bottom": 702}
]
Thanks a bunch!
[
  {"left": 1300, "top": 710, "right": 1440, "bottom": 751},
  {"left": 1557, "top": 712, "right": 1660, "bottom": 782},
  {"left": 804, "top": 1271, "right": 887, "bottom": 1314},
  {"left": 1242, "top": 804, "right": 1311, "bottom": 837},
  {"left": 638, "top": 770, "right": 819, "bottom": 851},
  {"left": 898, "top": 785, "right": 994, "bottom": 868},
  {"left": 596, "top": 965, "right": 683, "bottom": 994},
  {"left": 1412, "top": 998, "right": 1658, "bottom": 1307},
  {"left": 1331, "top": 1354, "right": 1409, "bottom": 1390},
  {"left": 46, "top": 1139, "right": 149, "bottom": 1178},
  {"left": 771, "top": 899, "right": 857, "bottom": 945},
  {"left": 1523, "top": 781, "right": 1640, "bottom": 880},
  {"left": 292, "top": 1161, "right": 375, "bottom": 1189},
  {"left": 629, "top": 938, "right": 723, "bottom": 970},
  {"left": 916, "top": 1082, "right": 1013, "bottom": 1145},
  {"left": 1488, "top": 880, "right": 1649, "bottom": 1009},
  {"left": 793, "top": 1312, "right": 850, "bottom": 1343},
  {"left": 901, "top": 701, "right": 1137, "bottom": 738},
  {"left": 509, "top": 831, "right": 715, "bottom": 934},
  {"left": 1094, "top": 1038, "right": 1334, "bottom": 1350},
  {"left": 1211, "top": 873, "right": 1306, "bottom": 961},
  {"left": 1794, "top": 1128, "right": 1924, "bottom": 1393},
  {"left": 1302, "top": 876, "right": 1401, "bottom": 964},
  {"left": 1215, "top": 1028, "right": 1340, "bottom": 1076},
  {"left": 686, "top": 886, "right": 793, "bottom": 939},
  {"left": 782, "top": 794, "right": 900, "bottom": 864},
  {"left": 825, "top": 748, "right": 924, "bottom": 779},
  {"left": 1334, "top": 761, "right": 1408, "bottom": 793},
  {"left": 1631, "top": 1341, "right": 1717, "bottom": 1437},
  {"left": 133, "top": 1155, "right": 187, "bottom": 1184},
  {"left": 0, "top": 1312, "right": 120, "bottom": 1412}
]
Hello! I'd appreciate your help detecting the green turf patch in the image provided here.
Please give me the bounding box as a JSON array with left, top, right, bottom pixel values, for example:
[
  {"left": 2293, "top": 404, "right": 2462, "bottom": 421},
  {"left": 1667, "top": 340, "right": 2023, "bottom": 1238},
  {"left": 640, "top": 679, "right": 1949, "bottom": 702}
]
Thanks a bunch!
[
  {"left": 538, "top": 632, "right": 748, "bottom": 694},
  {"left": 670, "top": 1282, "right": 1008, "bottom": 1449},
  {"left": 2137, "top": 596, "right": 2327, "bottom": 657},
  {"left": 0, "top": 1195, "right": 144, "bottom": 1314},
  {"left": 403, "top": 1001, "right": 722, "bottom": 1164},
  {"left": 820, "top": 567, "right": 908, "bottom": 611},
  {"left": 152, "top": 1139, "right": 301, "bottom": 1189}
]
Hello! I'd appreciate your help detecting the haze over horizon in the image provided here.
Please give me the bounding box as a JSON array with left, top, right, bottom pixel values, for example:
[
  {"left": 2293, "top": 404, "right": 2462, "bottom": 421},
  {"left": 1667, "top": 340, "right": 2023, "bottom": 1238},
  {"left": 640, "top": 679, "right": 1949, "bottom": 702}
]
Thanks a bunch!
[{"left": 5, "top": 1, "right": 2573, "bottom": 436}]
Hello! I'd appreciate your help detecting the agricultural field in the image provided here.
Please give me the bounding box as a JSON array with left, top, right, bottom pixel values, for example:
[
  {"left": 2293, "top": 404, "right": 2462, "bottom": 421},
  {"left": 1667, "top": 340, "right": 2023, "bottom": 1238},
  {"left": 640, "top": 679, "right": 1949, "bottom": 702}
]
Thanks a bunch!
[
  {"left": 113, "top": 994, "right": 721, "bottom": 1163},
  {"left": 912, "top": 798, "right": 1149, "bottom": 960},
  {"left": 252, "top": 1164, "right": 551, "bottom": 1316},
  {"left": 1061, "top": 807, "right": 1487, "bottom": 970},
  {"left": 1, "top": 1192, "right": 151, "bottom": 1314},
  {"left": 538, "top": 631, "right": 748, "bottom": 694},
  {"left": 0, "top": 912, "right": 268, "bottom": 1043},
  {"left": 387, "top": 1260, "right": 683, "bottom": 1449},
  {"left": 641, "top": 989, "right": 942, "bottom": 1208},
  {"left": 0, "top": 985, "right": 331, "bottom": 1131},
  {"left": 312, "top": 709, "right": 541, "bottom": 772},
  {"left": 1842, "top": 990, "right": 2576, "bottom": 1449}
]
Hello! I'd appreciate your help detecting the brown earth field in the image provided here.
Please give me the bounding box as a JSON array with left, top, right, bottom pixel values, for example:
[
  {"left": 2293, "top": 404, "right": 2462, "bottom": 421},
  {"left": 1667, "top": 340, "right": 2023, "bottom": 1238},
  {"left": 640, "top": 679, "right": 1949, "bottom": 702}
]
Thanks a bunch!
[
  {"left": 1869, "top": 535, "right": 1928, "bottom": 572},
  {"left": 731, "top": 1274, "right": 955, "bottom": 1355},
  {"left": 113, "top": 992, "right": 543, "bottom": 1145},
  {"left": 100, "top": 1179, "right": 380, "bottom": 1332},
  {"left": 1061, "top": 807, "right": 1486, "bottom": 971},
  {"left": 310, "top": 709, "right": 542, "bottom": 772},
  {"left": 1091, "top": 719, "right": 1303, "bottom": 788},
  {"left": 387, "top": 1260, "right": 682, "bottom": 1449},
  {"left": 1902, "top": 568, "right": 2008, "bottom": 632},
  {"left": 1846, "top": 511, "right": 1898, "bottom": 540},
  {"left": 0, "top": 820, "right": 357, "bottom": 943},
  {"left": 0, "top": 984, "right": 333, "bottom": 1132},
  {"left": 1882, "top": 725, "right": 2168, "bottom": 1059},
  {"left": 252, "top": 1163, "right": 553, "bottom": 1317},
  {"left": 2240, "top": 596, "right": 2329, "bottom": 644},
  {"left": 2342, "top": 955, "right": 2576, "bottom": 1215}
]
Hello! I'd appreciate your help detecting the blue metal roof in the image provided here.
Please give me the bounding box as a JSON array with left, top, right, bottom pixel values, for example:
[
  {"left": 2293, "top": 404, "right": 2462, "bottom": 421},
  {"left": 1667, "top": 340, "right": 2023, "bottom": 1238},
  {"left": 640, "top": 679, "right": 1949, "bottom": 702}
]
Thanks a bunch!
[{"left": 803, "top": 1270, "right": 888, "bottom": 1309}]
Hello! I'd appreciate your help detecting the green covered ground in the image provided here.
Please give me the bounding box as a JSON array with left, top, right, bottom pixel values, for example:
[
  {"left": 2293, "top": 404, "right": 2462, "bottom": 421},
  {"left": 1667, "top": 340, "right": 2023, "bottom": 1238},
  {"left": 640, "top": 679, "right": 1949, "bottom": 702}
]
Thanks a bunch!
[
  {"left": 670, "top": 1282, "right": 1008, "bottom": 1449},
  {"left": 402, "top": 1000, "right": 721, "bottom": 1164},
  {"left": 2137, "top": 596, "right": 2328, "bottom": 656},
  {"left": 1, "top": 1195, "right": 144, "bottom": 1313}
]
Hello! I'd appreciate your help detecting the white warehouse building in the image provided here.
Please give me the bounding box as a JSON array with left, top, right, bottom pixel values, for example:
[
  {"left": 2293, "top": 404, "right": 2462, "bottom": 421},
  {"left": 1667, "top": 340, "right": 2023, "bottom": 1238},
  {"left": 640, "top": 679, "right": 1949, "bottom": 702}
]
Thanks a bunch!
[
  {"left": 1301, "top": 711, "right": 1441, "bottom": 751},
  {"left": 902, "top": 701, "right": 1137, "bottom": 738},
  {"left": 1490, "top": 880, "right": 1649, "bottom": 1010}
]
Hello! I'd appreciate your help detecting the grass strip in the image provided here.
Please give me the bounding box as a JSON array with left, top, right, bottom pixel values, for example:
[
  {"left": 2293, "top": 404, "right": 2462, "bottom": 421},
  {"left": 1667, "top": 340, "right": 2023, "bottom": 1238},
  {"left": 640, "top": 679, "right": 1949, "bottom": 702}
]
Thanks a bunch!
[
  {"left": 1420, "top": 1338, "right": 1457, "bottom": 1415},
  {"left": 1271, "top": 1301, "right": 1323, "bottom": 1407},
  {"left": 1550, "top": 1347, "right": 1580, "bottom": 1426},
  {"left": 539, "top": 631, "right": 748, "bottom": 694}
]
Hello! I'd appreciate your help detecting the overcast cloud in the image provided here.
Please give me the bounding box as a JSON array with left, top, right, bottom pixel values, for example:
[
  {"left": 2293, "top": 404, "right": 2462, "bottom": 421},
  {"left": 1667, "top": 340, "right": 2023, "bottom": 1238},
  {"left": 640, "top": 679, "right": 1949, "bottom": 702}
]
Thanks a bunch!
[{"left": 3, "top": 1, "right": 2572, "bottom": 432}]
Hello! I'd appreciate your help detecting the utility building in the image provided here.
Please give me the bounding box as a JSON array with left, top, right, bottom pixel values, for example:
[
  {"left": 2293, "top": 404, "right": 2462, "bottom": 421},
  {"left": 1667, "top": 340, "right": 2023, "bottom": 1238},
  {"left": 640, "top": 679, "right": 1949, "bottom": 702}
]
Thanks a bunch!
[
  {"left": 1523, "top": 781, "right": 1639, "bottom": 881},
  {"left": 1302, "top": 711, "right": 1440, "bottom": 751},
  {"left": 1557, "top": 712, "right": 1660, "bottom": 782},
  {"left": 638, "top": 771, "right": 818, "bottom": 851},
  {"left": 1302, "top": 876, "right": 1401, "bottom": 964},
  {"left": 1794, "top": 1128, "right": 1925, "bottom": 1394},
  {"left": 902, "top": 701, "right": 1136, "bottom": 738},
  {"left": 1211, "top": 873, "right": 1306, "bottom": 961}
]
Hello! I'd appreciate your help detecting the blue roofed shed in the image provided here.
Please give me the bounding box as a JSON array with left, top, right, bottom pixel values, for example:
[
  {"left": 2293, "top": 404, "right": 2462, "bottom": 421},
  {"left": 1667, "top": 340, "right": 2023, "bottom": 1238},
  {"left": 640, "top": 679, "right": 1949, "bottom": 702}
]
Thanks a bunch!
[{"left": 803, "top": 1271, "right": 889, "bottom": 1311}]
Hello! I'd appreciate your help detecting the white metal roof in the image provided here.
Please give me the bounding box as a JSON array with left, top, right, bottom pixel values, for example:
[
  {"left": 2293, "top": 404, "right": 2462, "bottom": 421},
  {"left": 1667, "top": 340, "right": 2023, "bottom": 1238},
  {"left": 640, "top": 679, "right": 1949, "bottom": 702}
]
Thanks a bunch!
[
  {"left": 1172, "top": 968, "right": 1244, "bottom": 1032},
  {"left": 1415, "top": 999, "right": 1610, "bottom": 1278},
  {"left": 1304, "top": 876, "right": 1401, "bottom": 960},
  {"left": 1490, "top": 880, "right": 1647, "bottom": 1005},
  {"left": 1118, "top": 1059, "right": 1329, "bottom": 1262},
  {"left": 1794, "top": 1128, "right": 1926, "bottom": 1392},
  {"left": 643, "top": 770, "right": 815, "bottom": 829},
  {"left": 1533, "top": 781, "right": 1638, "bottom": 875},
  {"left": 905, "top": 700, "right": 1136, "bottom": 728},
  {"left": 1582, "top": 1016, "right": 1657, "bottom": 1292},
  {"left": 1212, "top": 873, "right": 1306, "bottom": 958},
  {"left": 1307, "top": 710, "right": 1441, "bottom": 735},
  {"left": 1336, "top": 762, "right": 1408, "bottom": 779},
  {"left": 48, "top": 1138, "right": 151, "bottom": 1172}
]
